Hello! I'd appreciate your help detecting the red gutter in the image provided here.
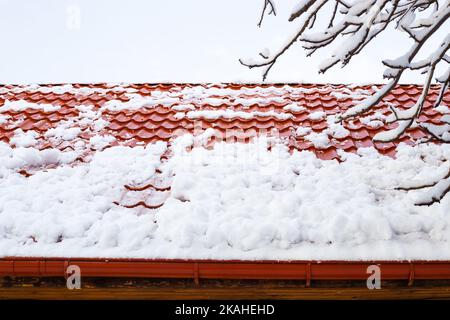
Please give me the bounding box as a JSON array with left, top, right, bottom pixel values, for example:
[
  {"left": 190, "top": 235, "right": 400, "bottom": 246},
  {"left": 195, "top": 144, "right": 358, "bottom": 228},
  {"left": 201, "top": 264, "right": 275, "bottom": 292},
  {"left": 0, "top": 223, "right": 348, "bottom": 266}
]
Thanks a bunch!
[{"left": 1, "top": 258, "right": 450, "bottom": 286}]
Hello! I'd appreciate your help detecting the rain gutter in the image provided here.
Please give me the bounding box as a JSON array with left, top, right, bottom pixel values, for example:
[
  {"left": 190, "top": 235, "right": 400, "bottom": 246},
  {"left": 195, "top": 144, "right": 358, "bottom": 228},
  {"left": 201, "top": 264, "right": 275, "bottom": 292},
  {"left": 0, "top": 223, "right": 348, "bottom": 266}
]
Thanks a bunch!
[{"left": 1, "top": 258, "right": 450, "bottom": 286}]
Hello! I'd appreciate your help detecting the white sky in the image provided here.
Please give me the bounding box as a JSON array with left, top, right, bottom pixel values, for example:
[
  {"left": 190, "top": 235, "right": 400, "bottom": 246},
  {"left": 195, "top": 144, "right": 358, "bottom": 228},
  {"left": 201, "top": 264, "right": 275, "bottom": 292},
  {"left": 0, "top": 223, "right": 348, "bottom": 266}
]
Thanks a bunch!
[{"left": 0, "top": 0, "right": 447, "bottom": 84}]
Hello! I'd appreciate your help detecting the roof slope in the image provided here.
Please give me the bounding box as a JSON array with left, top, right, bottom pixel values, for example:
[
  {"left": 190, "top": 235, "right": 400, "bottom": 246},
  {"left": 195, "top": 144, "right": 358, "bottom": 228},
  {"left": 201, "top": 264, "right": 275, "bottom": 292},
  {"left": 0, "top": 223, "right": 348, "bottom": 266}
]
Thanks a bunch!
[
  {"left": 0, "top": 83, "right": 448, "bottom": 161},
  {"left": 1, "top": 83, "right": 450, "bottom": 260}
]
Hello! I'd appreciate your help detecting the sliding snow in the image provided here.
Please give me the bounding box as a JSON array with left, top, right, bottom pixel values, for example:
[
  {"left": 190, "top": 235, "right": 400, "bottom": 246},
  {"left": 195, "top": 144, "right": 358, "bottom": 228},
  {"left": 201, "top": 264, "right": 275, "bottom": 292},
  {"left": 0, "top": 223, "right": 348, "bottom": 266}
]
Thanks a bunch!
[{"left": 0, "top": 135, "right": 449, "bottom": 260}]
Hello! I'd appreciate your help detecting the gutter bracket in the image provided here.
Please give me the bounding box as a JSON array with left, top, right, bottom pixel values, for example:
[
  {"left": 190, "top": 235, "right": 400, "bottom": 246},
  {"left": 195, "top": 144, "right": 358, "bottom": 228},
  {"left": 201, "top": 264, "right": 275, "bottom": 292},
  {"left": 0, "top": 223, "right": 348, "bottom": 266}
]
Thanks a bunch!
[
  {"left": 64, "top": 260, "right": 70, "bottom": 279},
  {"left": 305, "top": 263, "right": 311, "bottom": 288},
  {"left": 408, "top": 263, "right": 415, "bottom": 287},
  {"left": 193, "top": 262, "right": 200, "bottom": 287},
  {"left": 38, "top": 260, "right": 44, "bottom": 276}
]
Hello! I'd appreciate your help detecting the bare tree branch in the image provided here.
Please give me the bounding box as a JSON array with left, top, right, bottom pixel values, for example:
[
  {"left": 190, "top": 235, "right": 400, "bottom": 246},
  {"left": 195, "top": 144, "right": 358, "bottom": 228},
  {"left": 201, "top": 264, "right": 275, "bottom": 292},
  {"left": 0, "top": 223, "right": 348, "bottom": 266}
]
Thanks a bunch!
[{"left": 257, "top": 0, "right": 277, "bottom": 27}]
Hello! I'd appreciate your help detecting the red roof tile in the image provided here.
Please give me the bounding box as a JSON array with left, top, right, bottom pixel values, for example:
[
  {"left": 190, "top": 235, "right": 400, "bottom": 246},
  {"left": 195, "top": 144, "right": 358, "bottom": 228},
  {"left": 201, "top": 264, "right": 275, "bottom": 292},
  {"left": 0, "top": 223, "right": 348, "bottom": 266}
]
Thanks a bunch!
[{"left": 0, "top": 83, "right": 448, "bottom": 162}]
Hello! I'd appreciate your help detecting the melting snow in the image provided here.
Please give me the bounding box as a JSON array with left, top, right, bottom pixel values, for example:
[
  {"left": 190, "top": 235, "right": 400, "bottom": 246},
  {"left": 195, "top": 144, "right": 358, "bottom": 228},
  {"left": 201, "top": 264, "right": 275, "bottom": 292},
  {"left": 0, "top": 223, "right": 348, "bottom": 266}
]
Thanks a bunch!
[
  {"left": 0, "top": 115, "right": 10, "bottom": 125},
  {"left": 10, "top": 129, "right": 39, "bottom": 148},
  {"left": 436, "top": 105, "right": 450, "bottom": 114},
  {"left": 186, "top": 109, "right": 293, "bottom": 120},
  {"left": 308, "top": 111, "right": 326, "bottom": 121},
  {"left": 0, "top": 100, "right": 60, "bottom": 112},
  {"left": 89, "top": 135, "right": 116, "bottom": 151},
  {"left": 283, "top": 103, "right": 306, "bottom": 113},
  {"left": 305, "top": 132, "right": 330, "bottom": 149},
  {"left": 295, "top": 127, "right": 311, "bottom": 137}
]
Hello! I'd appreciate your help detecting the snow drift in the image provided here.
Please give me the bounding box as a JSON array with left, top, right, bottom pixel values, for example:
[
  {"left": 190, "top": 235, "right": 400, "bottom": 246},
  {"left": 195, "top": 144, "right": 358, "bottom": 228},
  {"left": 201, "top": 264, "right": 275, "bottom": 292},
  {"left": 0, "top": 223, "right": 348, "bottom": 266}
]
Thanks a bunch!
[{"left": 0, "top": 134, "right": 449, "bottom": 260}]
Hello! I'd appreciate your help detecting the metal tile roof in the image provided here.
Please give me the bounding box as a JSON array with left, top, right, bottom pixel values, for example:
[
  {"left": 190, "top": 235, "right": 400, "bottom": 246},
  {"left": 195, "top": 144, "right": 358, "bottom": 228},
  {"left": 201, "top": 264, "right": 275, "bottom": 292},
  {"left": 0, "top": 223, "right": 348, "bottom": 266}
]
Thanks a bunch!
[{"left": 1, "top": 83, "right": 448, "bottom": 161}]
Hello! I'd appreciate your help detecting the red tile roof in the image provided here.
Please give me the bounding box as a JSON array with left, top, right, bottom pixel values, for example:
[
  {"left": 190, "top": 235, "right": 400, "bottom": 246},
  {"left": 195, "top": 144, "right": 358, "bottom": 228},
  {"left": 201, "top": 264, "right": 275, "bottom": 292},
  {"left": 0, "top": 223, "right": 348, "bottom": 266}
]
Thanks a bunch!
[{"left": 0, "top": 83, "right": 448, "bottom": 162}]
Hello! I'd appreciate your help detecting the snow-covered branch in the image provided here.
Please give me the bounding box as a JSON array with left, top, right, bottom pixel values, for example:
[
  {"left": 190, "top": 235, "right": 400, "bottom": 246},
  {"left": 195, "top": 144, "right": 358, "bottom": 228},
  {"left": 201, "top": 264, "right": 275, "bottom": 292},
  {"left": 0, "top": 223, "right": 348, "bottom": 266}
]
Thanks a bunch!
[
  {"left": 242, "top": 0, "right": 450, "bottom": 205},
  {"left": 239, "top": 0, "right": 328, "bottom": 81},
  {"left": 243, "top": 0, "right": 450, "bottom": 127}
]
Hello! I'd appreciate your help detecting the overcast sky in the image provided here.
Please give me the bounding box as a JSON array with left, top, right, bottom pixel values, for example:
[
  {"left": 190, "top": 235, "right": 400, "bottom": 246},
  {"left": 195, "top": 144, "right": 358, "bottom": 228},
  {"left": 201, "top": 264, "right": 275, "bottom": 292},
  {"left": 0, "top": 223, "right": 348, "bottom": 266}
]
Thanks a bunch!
[{"left": 0, "top": 0, "right": 447, "bottom": 84}]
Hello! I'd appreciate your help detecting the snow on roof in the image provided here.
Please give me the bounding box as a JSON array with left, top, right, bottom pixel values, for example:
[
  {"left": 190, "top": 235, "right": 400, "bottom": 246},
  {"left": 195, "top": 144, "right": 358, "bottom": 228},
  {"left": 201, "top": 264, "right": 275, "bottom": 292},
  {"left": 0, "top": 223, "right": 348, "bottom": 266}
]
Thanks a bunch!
[
  {"left": 0, "top": 83, "right": 447, "bottom": 159},
  {"left": 0, "top": 83, "right": 449, "bottom": 260}
]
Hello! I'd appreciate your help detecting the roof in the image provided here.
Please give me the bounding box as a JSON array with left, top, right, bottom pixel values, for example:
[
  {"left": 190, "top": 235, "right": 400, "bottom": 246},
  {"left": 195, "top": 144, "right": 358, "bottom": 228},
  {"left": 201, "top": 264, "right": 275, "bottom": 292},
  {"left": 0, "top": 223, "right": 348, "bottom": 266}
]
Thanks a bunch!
[
  {"left": 0, "top": 83, "right": 448, "bottom": 162},
  {"left": 0, "top": 83, "right": 450, "bottom": 262}
]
